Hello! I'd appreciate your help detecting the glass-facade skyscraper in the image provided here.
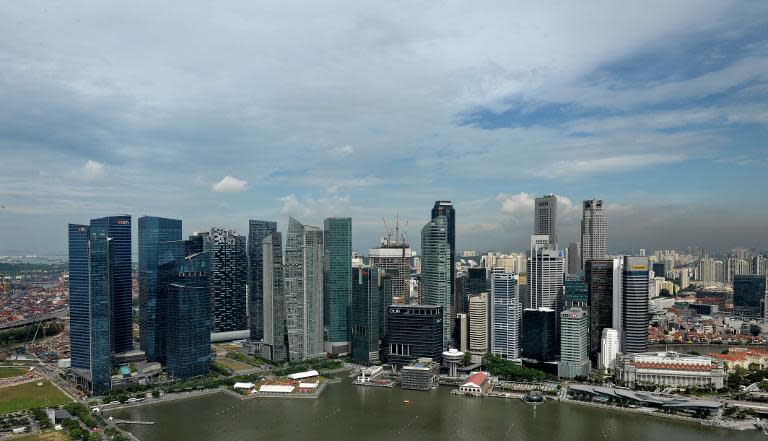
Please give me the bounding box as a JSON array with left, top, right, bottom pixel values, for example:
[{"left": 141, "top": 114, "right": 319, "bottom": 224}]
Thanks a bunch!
[
  {"left": 323, "top": 217, "right": 352, "bottom": 355},
  {"left": 622, "top": 256, "right": 649, "bottom": 354},
  {"left": 206, "top": 228, "right": 248, "bottom": 333},
  {"left": 138, "top": 216, "right": 182, "bottom": 363},
  {"left": 421, "top": 215, "right": 451, "bottom": 348},
  {"left": 491, "top": 272, "right": 522, "bottom": 360},
  {"left": 248, "top": 220, "right": 277, "bottom": 341},
  {"left": 90, "top": 215, "right": 133, "bottom": 355},
  {"left": 68, "top": 224, "right": 90, "bottom": 371},
  {"left": 285, "top": 217, "right": 324, "bottom": 361},
  {"left": 733, "top": 274, "right": 768, "bottom": 320},
  {"left": 351, "top": 266, "right": 381, "bottom": 364},
  {"left": 166, "top": 250, "right": 212, "bottom": 379},
  {"left": 431, "top": 201, "right": 455, "bottom": 315},
  {"left": 262, "top": 232, "right": 287, "bottom": 363}
]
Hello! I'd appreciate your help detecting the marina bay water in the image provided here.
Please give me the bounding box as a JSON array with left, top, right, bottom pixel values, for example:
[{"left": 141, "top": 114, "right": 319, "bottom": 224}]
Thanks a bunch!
[{"left": 109, "top": 377, "right": 758, "bottom": 441}]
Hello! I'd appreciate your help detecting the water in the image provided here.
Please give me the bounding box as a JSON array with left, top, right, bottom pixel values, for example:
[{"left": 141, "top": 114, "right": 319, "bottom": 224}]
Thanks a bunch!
[{"left": 110, "top": 379, "right": 760, "bottom": 441}]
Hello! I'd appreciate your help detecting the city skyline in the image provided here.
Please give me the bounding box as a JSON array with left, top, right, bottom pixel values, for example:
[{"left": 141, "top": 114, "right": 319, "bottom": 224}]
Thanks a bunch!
[{"left": 1, "top": 2, "right": 768, "bottom": 255}]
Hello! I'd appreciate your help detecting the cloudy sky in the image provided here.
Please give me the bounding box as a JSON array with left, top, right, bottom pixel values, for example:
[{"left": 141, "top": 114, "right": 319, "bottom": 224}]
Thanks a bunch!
[{"left": 1, "top": 1, "right": 767, "bottom": 256}]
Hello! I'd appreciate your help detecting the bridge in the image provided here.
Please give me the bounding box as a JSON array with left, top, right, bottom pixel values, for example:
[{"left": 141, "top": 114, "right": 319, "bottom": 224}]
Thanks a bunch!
[{"left": 0, "top": 309, "right": 68, "bottom": 330}]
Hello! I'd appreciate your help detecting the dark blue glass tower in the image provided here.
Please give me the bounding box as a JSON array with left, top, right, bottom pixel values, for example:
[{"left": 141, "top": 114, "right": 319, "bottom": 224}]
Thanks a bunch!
[
  {"left": 166, "top": 251, "right": 212, "bottom": 379},
  {"left": 68, "top": 224, "right": 90, "bottom": 370},
  {"left": 87, "top": 226, "right": 113, "bottom": 396},
  {"left": 138, "top": 216, "right": 183, "bottom": 363},
  {"left": 90, "top": 215, "right": 133, "bottom": 354},
  {"left": 248, "top": 220, "right": 277, "bottom": 341}
]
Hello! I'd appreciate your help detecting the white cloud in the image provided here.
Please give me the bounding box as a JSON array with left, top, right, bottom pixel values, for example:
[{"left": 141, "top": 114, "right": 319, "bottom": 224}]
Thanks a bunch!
[
  {"left": 212, "top": 175, "right": 247, "bottom": 192},
  {"left": 540, "top": 154, "right": 686, "bottom": 178},
  {"left": 331, "top": 145, "right": 354, "bottom": 157},
  {"left": 80, "top": 160, "right": 106, "bottom": 180}
]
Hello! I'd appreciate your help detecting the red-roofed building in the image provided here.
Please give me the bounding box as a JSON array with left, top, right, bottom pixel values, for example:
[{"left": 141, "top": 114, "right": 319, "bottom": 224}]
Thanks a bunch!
[
  {"left": 615, "top": 351, "right": 726, "bottom": 389},
  {"left": 458, "top": 371, "right": 491, "bottom": 396}
]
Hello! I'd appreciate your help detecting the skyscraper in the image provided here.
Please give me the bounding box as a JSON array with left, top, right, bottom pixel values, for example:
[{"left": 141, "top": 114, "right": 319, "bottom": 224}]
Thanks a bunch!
[
  {"left": 564, "top": 273, "right": 588, "bottom": 308},
  {"left": 421, "top": 215, "right": 452, "bottom": 348},
  {"left": 262, "top": 232, "right": 287, "bottom": 363},
  {"left": 567, "top": 241, "right": 582, "bottom": 274},
  {"left": 598, "top": 328, "right": 620, "bottom": 371},
  {"left": 68, "top": 224, "right": 90, "bottom": 372},
  {"left": 285, "top": 217, "right": 324, "bottom": 361},
  {"left": 733, "top": 275, "right": 768, "bottom": 320},
  {"left": 534, "top": 194, "right": 557, "bottom": 247},
  {"left": 526, "top": 236, "right": 564, "bottom": 311},
  {"left": 581, "top": 199, "right": 607, "bottom": 266},
  {"left": 206, "top": 228, "right": 247, "bottom": 333},
  {"left": 247, "top": 220, "right": 277, "bottom": 341},
  {"left": 369, "top": 241, "right": 411, "bottom": 304},
  {"left": 166, "top": 250, "right": 212, "bottom": 379},
  {"left": 138, "top": 216, "right": 182, "bottom": 363},
  {"left": 490, "top": 272, "right": 522, "bottom": 360},
  {"left": 521, "top": 308, "right": 557, "bottom": 362},
  {"left": 622, "top": 256, "right": 649, "bottom": 354},
  {"left": 558, "top": 307, "right": 590, "bottom": 379},
  {"left": 468, "top": 292, "right": 489, "bottom": 355},
  {"left": 431, "top": 201, "right": 455, "bottom": 310},
  {"left": 586, "top": 258, "right": 622, "bottom": 359},
  {"left": 89, "top": 215, "right": 133, "bottom": 355},
  {"left": 351, "top": 266, "right": 381, "bottom": 364},
  {"left": 323, "top": 217, "right": 352, "bottom": 355},
  {"left": 386, "top": 305, "right": 443, "bottom": 366},
  {"left": 68, "top": 215, "right": 132, "bottom": 395}
]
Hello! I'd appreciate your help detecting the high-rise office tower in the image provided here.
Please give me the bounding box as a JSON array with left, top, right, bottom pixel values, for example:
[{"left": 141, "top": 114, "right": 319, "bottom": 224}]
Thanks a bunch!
[
  {"left": 262, "top": 232, "right": 287, "bottom": 363},
  {"left": 166, "top": 250, "right": 212, "bottom": 379},
  {"left": 568, "top": 242, "right": 582, "bottom": 274},
  {"left": 206, "top": 228, "right": 248, "bottom": 333},
  {"left": 68, "top": 215, "right": 132, "bottom": 395},
  {"left": 558, "top": 307, "right": 590, "bottom": 379},
  {"left": 138, "top": 216, "right": 183, "bottom": 363},
  {"left": 564, "top": 273, "right": 588, "bottom": 308},
  {"left": 369, "top": 242, "right": 411, "bottom": 304},
  {"left": 733, "top": 275, "right": 768, "bottom": 320},
  {"left": 468, "top": 292, "right": 489, "bottom": 355},
  {"left": 521, "top": 308, "right": 557, "bottom": 362},
  {"left": 68, "top": 224, "right": 90, "bottom": 372},
  {"left": 90, "top": 215, "right": 133, "bottom": 355},
  {"left": 491, "top": 272, "right": 522, "bottom": 360},
  {"left": 421, "top": 215, "right": 452, "bottom": 348},
  {"left": 247, "top": 220, "right": 277, "bottom": 341},
  {"left": 586, "top": 258, "right": 622, "bottom": 358},
  {"left": 351, "top": 266, "right": 381, "bottom": 364},
  {"left": 622, "top": 256, "right": 649, "bottom": 354},
  {"left": 581, "top": 199, "right": 607, "bottom": 266},
  {"left": 534, "top": 194, "right": 557, "bottom": 247},
  {"left": 285, "top": 217, "right": 324, "bottom": 361},
  {"left": 431, "top": 201, "right": 455, "bottom": 310},
  {"left": 323, "top": 217, "right": 352, "bottom": 355},
  {"left": 598, "top": 328, "right": 620, "bottom": 371},
  {"left": 526, "top": 236, "right": 565, "bottom": 310},
  {"left": 386, "top": 304, "right": 443, "bottom": 366}
]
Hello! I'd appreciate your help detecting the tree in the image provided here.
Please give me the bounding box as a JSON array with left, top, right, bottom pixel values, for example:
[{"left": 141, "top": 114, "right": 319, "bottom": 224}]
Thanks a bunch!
[
  {"left": 659, "top": 288, "right": 671, "bottom": 297},
  {"left": 462, "top": 352, "right": 472, "bottom": 366},
  {"left": 750, "top": 324, "right": 761, "bottom": 337}
]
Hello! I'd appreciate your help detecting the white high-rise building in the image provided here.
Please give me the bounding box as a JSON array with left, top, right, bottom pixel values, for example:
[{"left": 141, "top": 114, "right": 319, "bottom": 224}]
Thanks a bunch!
[
  {"left": 598, "top": 328, "right": 620, "bottom": 371},
  {"left": 526, "top": 235, "right": 565, "bottom": 310},
  {"left": 469, "top": 292, "right": 489, "bottom": 355},
  {"left": 491, "top": 272, "right": 522, "bottom": 360},
  {"left": 558, "top": 307, "right": 590, "bottom": 379},
  {"left": 581, "top": 199, "right": 607, "bottom": 266},
  {"left": 535, "top": 194, "right": 557, "bottom": 247}
]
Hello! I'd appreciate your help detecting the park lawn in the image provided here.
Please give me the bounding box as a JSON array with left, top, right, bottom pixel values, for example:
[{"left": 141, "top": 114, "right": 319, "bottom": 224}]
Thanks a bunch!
[
  {"left": 215, "top": 357, "right": 252, "bottom": 372},
  {"left": 0, "top": 367, "right": 29, "bottom": 378},
  {"left": 0, "top": 380, "right": 72, "bottom": 413},
  {"left": 13, "top": 430, "right": 69, "bottom": 441}
]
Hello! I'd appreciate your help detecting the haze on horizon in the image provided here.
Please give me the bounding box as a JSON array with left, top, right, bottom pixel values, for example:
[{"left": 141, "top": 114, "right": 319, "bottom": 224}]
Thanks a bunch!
[{"left": 1, "top": 1, "right": 767, "bottom": 256}]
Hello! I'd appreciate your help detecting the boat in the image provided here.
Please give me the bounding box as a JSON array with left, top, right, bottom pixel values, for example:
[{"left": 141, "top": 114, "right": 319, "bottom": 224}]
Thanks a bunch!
[
  {"left": 521, "top": 391, "right": 546, "bottom": 404},
  {"left": 402, "top": 400, "right": 412, "bottom": 405}
]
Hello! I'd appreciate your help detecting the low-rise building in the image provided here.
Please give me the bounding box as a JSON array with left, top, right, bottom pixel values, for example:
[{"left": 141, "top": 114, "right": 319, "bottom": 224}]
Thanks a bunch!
[
  {"left": 614, "top": 351, "right": 727, "bottom": 389},
  {"left": 458, "top": 371, "right": 492, "bottom": 396},
  {"left": 401, "top": 358, "right": 439, "bottom": 391}
]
